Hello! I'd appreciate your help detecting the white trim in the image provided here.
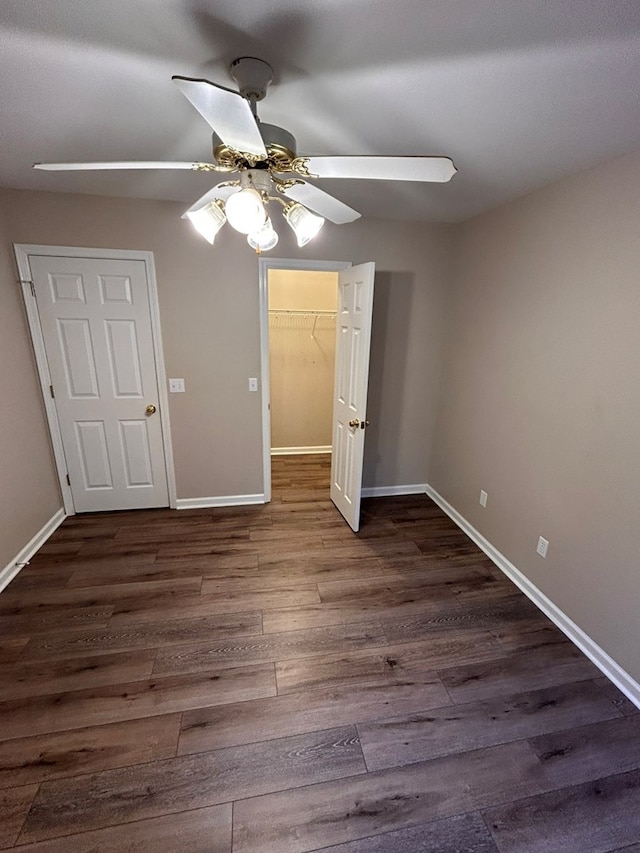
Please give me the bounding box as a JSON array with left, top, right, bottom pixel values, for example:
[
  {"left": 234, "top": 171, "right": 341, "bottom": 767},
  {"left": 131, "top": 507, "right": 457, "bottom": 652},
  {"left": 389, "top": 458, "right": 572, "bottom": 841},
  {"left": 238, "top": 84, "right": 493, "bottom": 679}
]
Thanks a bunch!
[
  {"left": 0, "top": 508, "right": 66, "bottom": 594},
  {"left": 258, "top": 258, "right": 351, "bottom": 505},
  {"left": 143, "top": 251, "right": 177, "bottom": 509},
  {"left": 362, "top": 483, "right": 429, "bottom": 498},
  {"left": 425, "top": 484, "right": 640, "bottom": 710},
  {"left": 271, "top": 446, "right": 332, "bottom": 456},
  {"left": 13, "top": 244, "right": 177, "bottom": 512},
  {"left": 176, "top": 494, "right": 266, "bottom": 510},
  {"left": 14, "top": 250, "right": 75, "bottom": 514}
]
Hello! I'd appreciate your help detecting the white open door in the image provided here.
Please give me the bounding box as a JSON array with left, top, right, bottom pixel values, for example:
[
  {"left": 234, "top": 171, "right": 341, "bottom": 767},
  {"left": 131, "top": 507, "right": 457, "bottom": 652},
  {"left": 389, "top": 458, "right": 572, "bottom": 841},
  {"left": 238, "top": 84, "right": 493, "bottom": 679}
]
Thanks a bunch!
[
  {"left": 27, "top": 253, "right": 170, "bottom": 513},
  {"left": 330, "top": 262, "right": 375, "bottom": 531}
]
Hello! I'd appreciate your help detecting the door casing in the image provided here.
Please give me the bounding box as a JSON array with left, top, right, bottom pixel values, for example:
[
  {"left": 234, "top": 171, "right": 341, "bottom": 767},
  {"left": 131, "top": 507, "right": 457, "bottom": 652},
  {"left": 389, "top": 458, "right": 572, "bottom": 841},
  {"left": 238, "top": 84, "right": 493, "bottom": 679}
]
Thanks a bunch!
[
  {"left": 258, "top": 257, "right": 351, "bottom": 503},
  {"left": 14, "top": 244, "right": 177, "bottom": 515}
]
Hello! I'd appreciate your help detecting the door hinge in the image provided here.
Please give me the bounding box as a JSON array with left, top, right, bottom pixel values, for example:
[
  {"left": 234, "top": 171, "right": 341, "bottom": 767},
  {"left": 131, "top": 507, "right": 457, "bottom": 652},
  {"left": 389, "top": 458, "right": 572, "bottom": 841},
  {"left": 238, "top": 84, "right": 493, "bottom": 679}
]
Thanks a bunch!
[
  {"left": 30, "top": 281, "right": 36, "bottom": 298},
  {"left": 66, "top": 474, "right": 71, "bottom": 486},
  {"left": 49, "top": 385, "right": 55, "bottom": 398}
]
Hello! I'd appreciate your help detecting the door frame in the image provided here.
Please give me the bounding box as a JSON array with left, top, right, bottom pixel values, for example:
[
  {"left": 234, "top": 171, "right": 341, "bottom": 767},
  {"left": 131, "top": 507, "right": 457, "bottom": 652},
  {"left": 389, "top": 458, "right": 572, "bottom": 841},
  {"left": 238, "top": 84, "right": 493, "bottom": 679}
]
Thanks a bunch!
[
  {"left": 258, "top": 257, "right": 351, "bottom": 503},
  {"left": 14, "top": 244, "right": 177, "bottom": 514}
]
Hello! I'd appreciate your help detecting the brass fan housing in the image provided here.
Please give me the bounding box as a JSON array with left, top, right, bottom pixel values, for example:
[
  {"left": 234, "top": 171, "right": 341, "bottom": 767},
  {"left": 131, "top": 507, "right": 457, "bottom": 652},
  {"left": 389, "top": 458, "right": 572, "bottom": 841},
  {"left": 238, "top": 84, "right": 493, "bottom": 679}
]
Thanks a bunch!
[{"left": 212, "top": 122, "right": 298, "bottom": 173}]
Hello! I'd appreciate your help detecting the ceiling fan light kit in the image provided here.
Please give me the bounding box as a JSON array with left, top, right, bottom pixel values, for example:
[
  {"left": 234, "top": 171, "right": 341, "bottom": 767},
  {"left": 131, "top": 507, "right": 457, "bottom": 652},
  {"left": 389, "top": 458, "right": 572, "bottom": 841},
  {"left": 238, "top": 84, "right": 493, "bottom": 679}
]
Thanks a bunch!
[
  {"left": 225, "top": 187, "right": 267, "bottom": 235},
  {"left": 248, "top": 217, "right": 279, "bottom": 252},
  {"left": 284, "top": 202, "right": 325, "bottom": 247},
  {"left": 185, "top": 200, "right": 226, "bottom": 245},
  {"left": 34, "top": 56, "right": 456, "bottom": 254}
]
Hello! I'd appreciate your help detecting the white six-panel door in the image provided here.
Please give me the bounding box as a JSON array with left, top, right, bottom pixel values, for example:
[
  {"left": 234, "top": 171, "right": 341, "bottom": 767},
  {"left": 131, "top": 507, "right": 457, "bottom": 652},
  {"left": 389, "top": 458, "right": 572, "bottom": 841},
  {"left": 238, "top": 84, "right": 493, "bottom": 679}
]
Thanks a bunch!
[
  {"left": 29, "top": 255, "right": 169, "bottom": 512},
  {"left": 330, "top": 262, "right": 375, "bottom": 531}
]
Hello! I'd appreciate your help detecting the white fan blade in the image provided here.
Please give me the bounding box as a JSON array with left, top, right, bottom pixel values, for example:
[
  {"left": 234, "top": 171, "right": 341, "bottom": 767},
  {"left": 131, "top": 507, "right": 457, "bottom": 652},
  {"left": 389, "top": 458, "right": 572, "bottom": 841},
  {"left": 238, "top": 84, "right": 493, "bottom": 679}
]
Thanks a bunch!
[
  {"left": 173, "top": 76, "right": 267, "bottom": 159},
  {"left": 282, "top": 181, "right": 360, "bottom": 224},
  {"left": 34, "top": 161, "right": 213, "bottom": 171},
  {"left": 182, "top": 184, "right": 239, "bottom": 217},
  {"left": 301, "top": 156, "right": 457, "bottom": 183}
]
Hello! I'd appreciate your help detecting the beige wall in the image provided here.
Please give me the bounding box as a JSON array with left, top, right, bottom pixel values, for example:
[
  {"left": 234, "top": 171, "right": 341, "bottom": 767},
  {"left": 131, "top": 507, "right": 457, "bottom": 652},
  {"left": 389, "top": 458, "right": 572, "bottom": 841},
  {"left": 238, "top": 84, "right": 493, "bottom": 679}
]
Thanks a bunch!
[
  {"left": 268, "top": 269, "right": 338, "bottom": 311},
  {"left": 0, "top": 188, "right": 451, "bottom": 518},
  {"left": 430, "top": 148, "right": 640, "bottom": 682},
  {"left": 0, "top": 197, "right": 61, "bottom": 569},
  {"left": 268, "top": 270, "right": 337, "bottom": 450}
]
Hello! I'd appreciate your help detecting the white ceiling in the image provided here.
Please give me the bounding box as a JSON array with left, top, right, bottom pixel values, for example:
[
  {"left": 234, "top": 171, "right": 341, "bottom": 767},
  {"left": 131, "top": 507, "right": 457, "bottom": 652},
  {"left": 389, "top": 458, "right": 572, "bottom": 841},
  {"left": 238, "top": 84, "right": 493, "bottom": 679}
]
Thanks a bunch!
[{"left": 2, "top": 0, "right": 640, "bottom": 222}]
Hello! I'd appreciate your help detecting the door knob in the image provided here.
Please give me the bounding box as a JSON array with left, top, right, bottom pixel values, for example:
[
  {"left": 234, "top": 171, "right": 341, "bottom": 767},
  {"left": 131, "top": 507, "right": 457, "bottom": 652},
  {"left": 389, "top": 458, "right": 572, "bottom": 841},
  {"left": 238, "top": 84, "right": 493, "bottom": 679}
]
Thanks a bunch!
[
  {"left": 348, "top": 418, "right": 360, "bottom": 428},
  {"left": 145, "top": 404, "right": 157, "bottom": 415}
]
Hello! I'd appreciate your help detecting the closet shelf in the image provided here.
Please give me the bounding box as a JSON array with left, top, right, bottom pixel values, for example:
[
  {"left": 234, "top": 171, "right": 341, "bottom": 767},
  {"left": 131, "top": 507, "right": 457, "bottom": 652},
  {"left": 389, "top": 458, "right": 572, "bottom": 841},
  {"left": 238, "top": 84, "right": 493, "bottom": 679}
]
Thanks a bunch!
[{"left": 268, "top": 309, "right": 336, "bottom": 338}]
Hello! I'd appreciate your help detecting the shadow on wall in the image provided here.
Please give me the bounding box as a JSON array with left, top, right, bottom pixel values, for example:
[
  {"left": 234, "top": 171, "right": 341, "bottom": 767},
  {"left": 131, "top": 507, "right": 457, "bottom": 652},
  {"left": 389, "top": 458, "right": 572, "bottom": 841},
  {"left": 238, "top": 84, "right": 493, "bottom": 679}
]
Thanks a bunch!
[{"left": 362, "top": 270, "right": 414, "bottom": 487}]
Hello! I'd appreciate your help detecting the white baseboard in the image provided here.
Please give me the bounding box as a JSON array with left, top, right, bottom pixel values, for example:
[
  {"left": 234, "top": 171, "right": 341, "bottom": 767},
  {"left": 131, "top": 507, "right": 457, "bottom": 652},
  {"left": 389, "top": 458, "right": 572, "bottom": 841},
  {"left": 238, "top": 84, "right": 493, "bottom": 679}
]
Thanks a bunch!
[
  {"left": 362, "top": 483, "right": 429, "bottom": 498},
  {"left": 0, "top": 508, "right": 67, "bottom": 594},
  {"left": 271, "top": 446, "right": 332, "bottom": 456},
  {"left": 176, "top": 494, "right": 267, "bottom": 510},
  {"left": 425, "top": 485, "right": 640, "bottom": 710}
]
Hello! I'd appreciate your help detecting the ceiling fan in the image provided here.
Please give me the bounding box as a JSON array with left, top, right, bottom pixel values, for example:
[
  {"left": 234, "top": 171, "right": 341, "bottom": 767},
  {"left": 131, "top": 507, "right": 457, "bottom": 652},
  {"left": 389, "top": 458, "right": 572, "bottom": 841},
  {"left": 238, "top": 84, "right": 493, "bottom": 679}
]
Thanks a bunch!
[{"left": 34, "top": 57, "right": 457, "bottom": 251}]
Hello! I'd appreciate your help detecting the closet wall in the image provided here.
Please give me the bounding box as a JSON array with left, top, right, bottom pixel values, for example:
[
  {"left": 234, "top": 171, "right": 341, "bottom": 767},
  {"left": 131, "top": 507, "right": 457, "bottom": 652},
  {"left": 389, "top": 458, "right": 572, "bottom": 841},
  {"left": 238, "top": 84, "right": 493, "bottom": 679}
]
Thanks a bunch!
[{"left": 268, "top": 269, "right": 338, "bottom": 453}]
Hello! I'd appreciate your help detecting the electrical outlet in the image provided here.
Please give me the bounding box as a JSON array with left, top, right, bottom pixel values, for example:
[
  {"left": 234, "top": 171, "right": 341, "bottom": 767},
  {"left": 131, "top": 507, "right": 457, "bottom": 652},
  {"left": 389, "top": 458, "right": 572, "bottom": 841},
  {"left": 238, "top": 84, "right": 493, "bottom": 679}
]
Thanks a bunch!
[
  {"left": 479, "top": 490, "right": 488, "bottom": 508},
  {"left": 168, "top": 378, "right": 185, "bottom": 393},
  {"left": 536, "top": 536, "right": 549, "bottom": 558}
]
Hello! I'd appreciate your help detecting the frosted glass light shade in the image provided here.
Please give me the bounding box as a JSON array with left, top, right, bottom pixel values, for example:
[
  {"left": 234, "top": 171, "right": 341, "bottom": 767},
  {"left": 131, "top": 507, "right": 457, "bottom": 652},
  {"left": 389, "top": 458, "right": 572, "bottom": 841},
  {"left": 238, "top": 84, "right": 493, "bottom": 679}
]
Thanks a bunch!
[
  {"left": 284, "top": 203, "right": 324, "bottom": 246},
  {"left": 186, "top": 202, "right": 226, "bottom": 244},
  {"left": 225, "top": 187, "right": 266, "bottom": 234},
  {"left": 247, "top": 218, "right": 279, "bottom": 252}
]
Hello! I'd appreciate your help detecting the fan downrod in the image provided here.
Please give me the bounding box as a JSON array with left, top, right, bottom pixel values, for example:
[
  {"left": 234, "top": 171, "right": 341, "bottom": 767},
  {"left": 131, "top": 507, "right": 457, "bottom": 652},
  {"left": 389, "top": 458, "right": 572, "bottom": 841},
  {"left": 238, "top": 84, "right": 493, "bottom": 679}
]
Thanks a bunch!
[{"left": 214, "top": 57, "right": 297, "bottom": 171}]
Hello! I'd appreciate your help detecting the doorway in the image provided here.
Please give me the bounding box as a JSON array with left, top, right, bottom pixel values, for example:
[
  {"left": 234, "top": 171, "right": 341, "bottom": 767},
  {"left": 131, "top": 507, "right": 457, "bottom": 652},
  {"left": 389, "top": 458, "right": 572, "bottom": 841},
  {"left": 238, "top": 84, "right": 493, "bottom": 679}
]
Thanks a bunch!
[
  {"left": 268, "top": 268, "right": 338, "bottom": 456},
  {"left": 259, "top": 259, "right": 350, "bottom": 503},
  {"left": 259, "top": 258, "right": 376, "bottom": 531},
  {"left": 267, "top": 266, "right": 338, "bottom": 507}
]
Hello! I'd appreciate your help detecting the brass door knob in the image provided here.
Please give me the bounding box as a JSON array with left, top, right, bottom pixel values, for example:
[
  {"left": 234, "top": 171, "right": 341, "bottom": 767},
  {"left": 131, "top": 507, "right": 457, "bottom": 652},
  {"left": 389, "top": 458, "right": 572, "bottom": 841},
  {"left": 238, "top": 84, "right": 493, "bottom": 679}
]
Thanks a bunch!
[
  {"left": 348, "top": 418, "right": 360, "bottom": 428},
  {"left": 145, "top": 404, "right": 157, "bottom": 415}
]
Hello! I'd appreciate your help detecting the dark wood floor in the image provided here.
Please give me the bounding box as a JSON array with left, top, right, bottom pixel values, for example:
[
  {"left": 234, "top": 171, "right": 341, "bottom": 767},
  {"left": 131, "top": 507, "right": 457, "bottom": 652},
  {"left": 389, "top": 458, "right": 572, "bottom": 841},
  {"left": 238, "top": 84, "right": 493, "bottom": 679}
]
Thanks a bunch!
[{"left": 1, "top": 454, "right": 639, "bottom": 852}]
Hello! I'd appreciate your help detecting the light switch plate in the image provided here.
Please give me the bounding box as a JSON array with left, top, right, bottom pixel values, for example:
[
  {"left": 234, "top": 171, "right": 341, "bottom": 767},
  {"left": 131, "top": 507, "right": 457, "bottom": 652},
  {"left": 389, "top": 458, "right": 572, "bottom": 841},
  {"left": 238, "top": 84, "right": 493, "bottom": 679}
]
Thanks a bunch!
[
  {"left": 168, "top": 378, "right": 185, "bottom": 393},
  {"left": 248, "top": 377, "right": 258, "bottom": 392}
]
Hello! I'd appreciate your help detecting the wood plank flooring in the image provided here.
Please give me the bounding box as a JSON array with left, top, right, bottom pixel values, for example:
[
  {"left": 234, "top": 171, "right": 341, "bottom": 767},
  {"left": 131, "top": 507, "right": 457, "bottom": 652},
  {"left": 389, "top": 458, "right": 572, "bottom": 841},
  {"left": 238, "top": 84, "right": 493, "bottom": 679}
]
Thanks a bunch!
[{"left": 1, "top": 453, "right": 638, "bottom": 852}]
